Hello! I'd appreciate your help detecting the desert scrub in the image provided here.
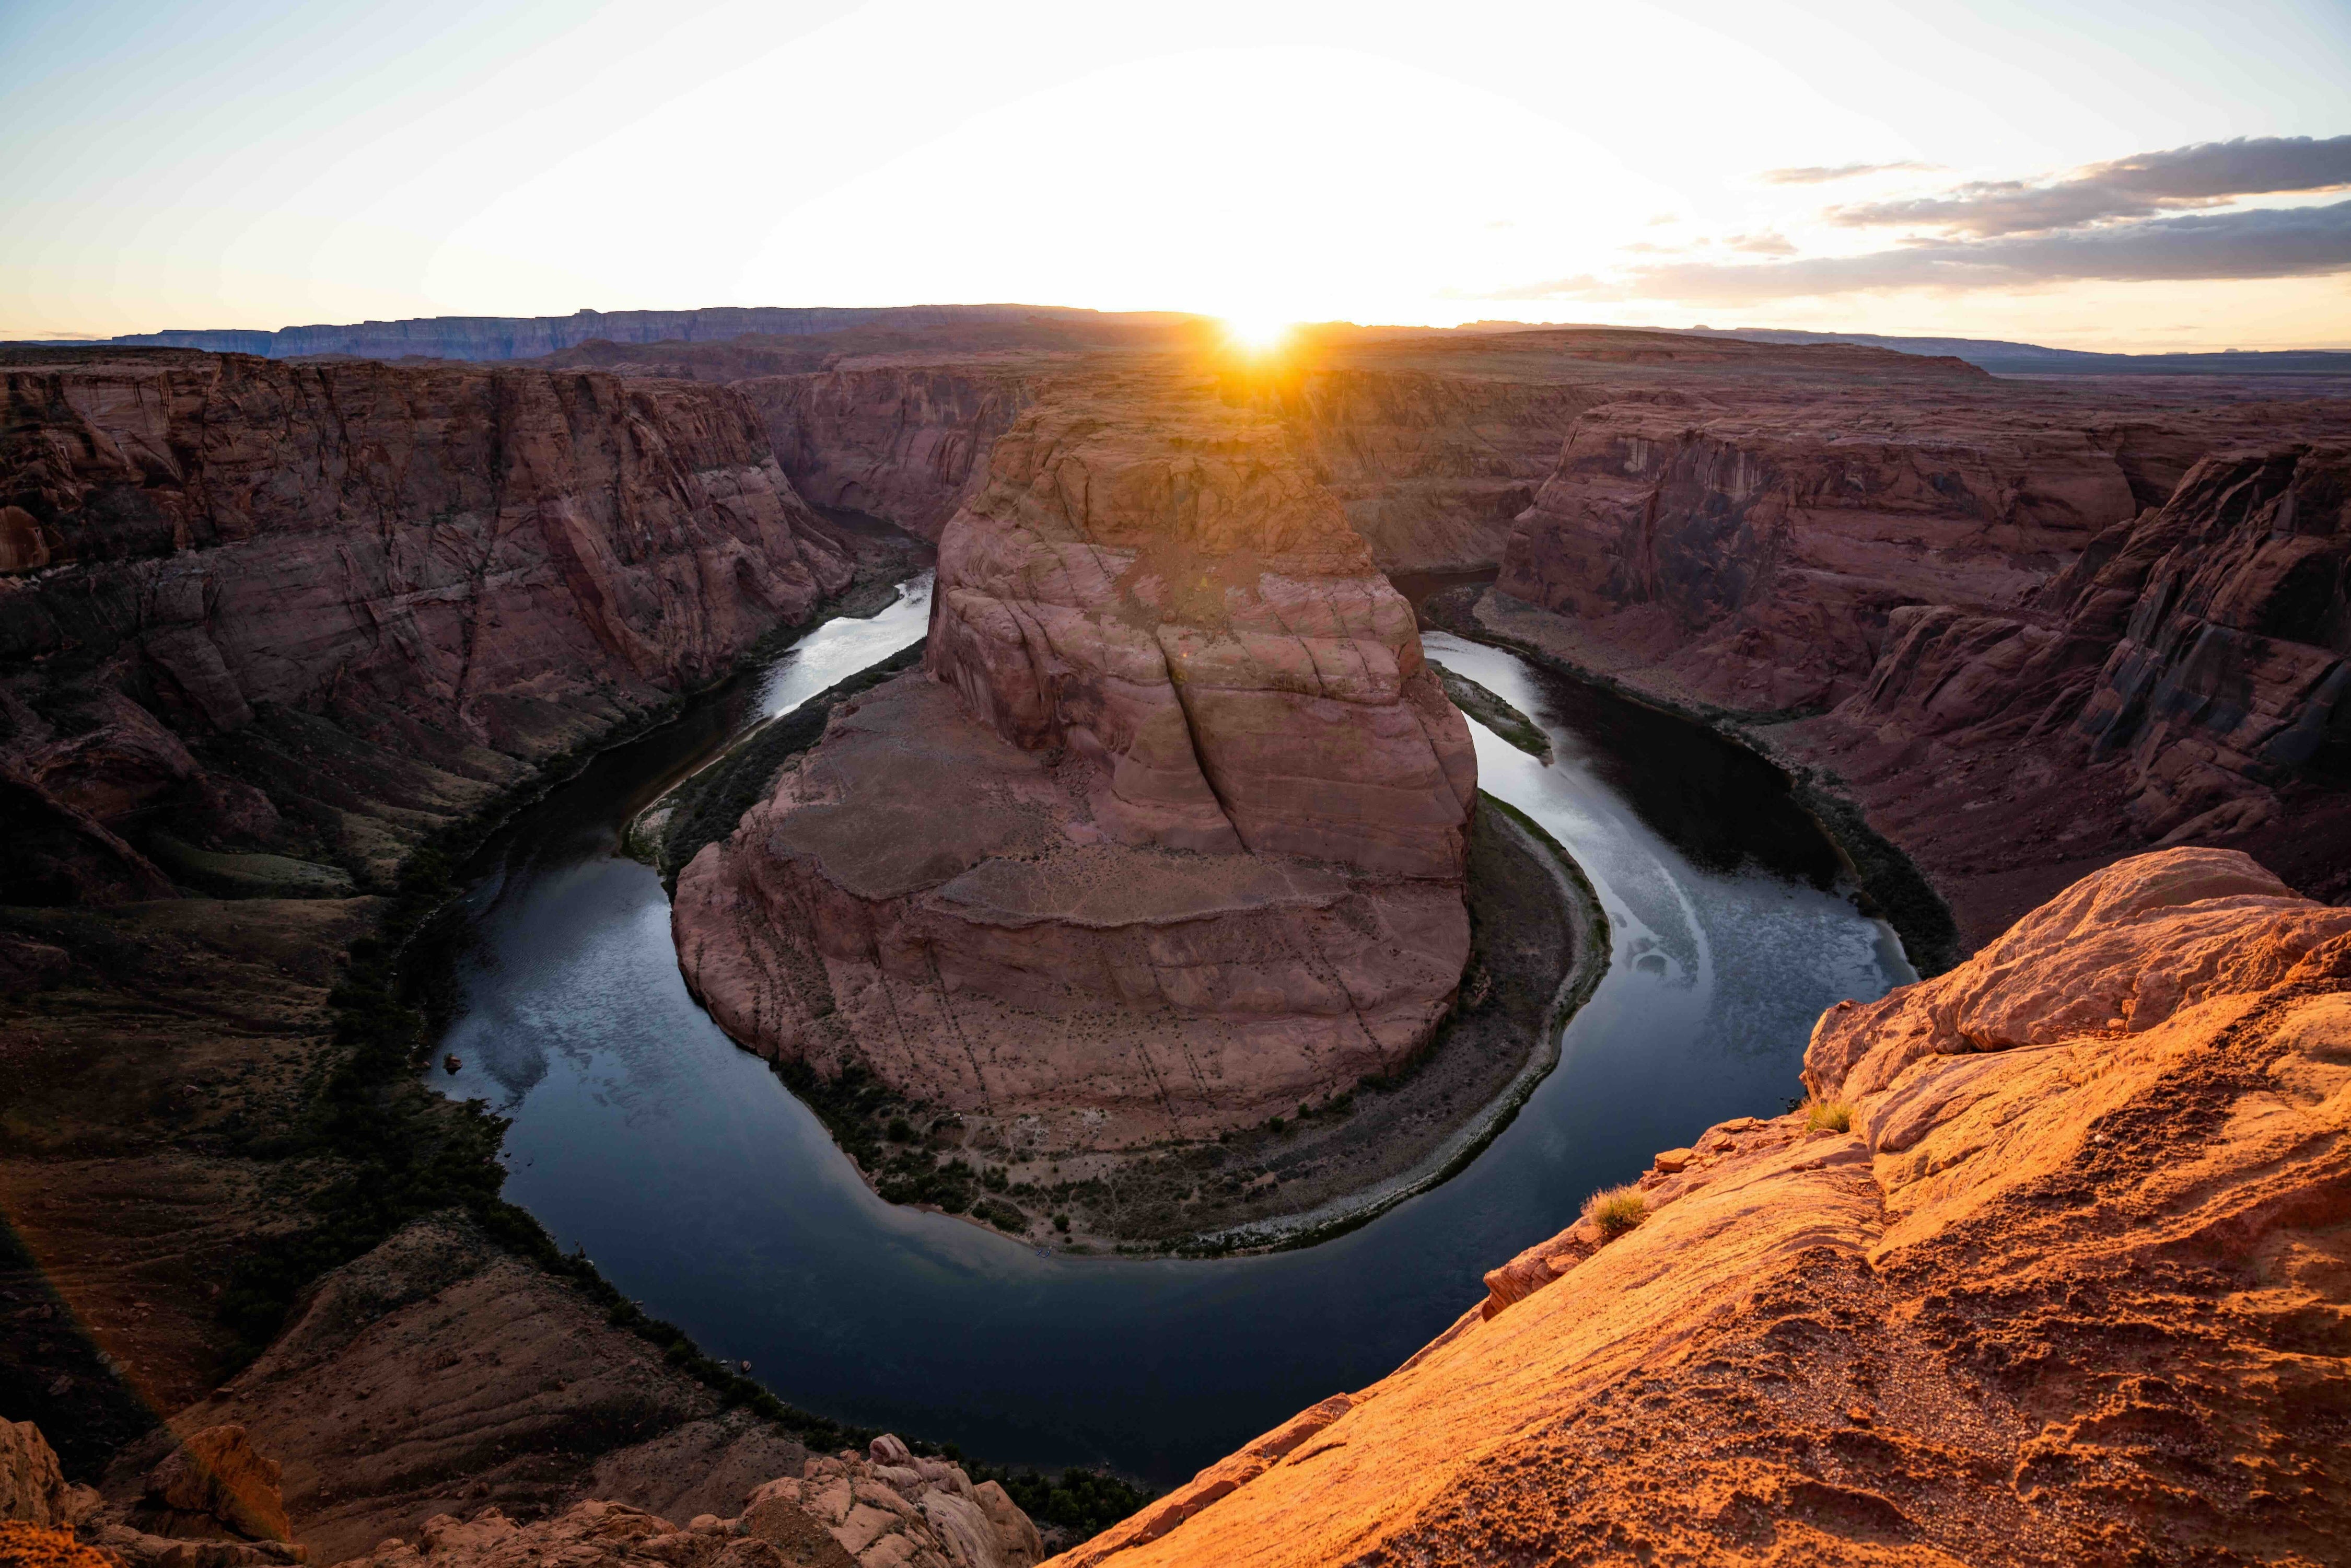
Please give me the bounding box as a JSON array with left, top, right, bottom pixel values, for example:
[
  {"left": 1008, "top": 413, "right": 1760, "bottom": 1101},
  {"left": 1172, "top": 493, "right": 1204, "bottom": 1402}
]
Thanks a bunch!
[
  {"left": 1803, "top": 1098, "right": 1854, "bottom": 1134},
  {"left": 1582, "top": 1183, "right": 1647, "bottom": 1240}
]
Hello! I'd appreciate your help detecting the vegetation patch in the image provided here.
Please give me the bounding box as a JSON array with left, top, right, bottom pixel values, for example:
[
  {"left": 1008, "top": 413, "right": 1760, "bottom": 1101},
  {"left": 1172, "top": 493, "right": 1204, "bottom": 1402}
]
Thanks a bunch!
[
  {"left": 1429, "top": 660, "right": 1552, "bottom": 762},
  {"left": 1802, "top": 1099, "right": 1855, "bottom": 1134},
  {"left": 1582, "top": 1183, "right": 1647, "bottom": 1240}
]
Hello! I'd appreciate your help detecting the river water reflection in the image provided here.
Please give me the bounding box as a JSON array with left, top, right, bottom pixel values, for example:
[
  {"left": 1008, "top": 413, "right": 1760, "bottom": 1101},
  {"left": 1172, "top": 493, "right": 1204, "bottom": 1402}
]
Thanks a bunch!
[{"left": 426, "top": 579, "right": 1911, "bottom": 1483}]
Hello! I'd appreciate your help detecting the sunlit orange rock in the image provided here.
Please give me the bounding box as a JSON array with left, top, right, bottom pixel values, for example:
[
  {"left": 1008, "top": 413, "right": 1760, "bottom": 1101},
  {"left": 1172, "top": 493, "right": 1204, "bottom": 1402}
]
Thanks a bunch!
[{"left": 1045, "top": 847, "right": 2351, "bottom": 1565}]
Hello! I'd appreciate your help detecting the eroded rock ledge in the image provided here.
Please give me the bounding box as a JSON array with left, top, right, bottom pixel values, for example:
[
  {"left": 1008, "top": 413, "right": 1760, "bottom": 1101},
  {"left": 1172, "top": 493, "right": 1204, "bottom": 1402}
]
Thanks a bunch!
[
  {"left": 1049, "top": 846, "right": 2351, "bottom": 1566},
  {"left": 672, "top": 368, "right": 1481, "bottom": 1165}
]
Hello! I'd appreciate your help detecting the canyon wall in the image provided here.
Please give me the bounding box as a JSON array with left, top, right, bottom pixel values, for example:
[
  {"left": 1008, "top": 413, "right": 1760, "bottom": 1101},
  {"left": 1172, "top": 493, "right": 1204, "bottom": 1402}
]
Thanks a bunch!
[
  {"left": 1494, "top": 394, "right": 2351, "bottom": 715},
  {"left": 672, "top": 367, "right": 1477, "bottom": 1152},
  {"left": 1761, "top": 442, "right": 2351, "bottom": 945},
  {"left": 0, "top": 348, "right": 858, "bottom": 895},
  {"left": 1273, "top": 368, "right": 1602, "bottom": 573},
  {"left": 739, "top": 365, "right": 1041, "bottom": 539},
  {"left": 1049, "top": 846, "right": 2351, "bottom": 1567}
]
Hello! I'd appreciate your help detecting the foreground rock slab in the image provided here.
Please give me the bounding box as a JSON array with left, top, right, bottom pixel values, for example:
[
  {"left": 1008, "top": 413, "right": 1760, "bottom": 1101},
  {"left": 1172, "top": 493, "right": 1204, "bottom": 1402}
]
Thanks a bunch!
[{"left": 1046, "top": 846, "right": 2351, "bottom": 1566}]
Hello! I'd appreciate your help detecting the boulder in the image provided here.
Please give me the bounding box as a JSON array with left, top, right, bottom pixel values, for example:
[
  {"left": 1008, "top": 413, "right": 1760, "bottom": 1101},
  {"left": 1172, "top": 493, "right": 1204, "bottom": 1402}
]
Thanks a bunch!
[
  {"left": 0, "top": 1421, "right": 67, "bottom": 1527},
  {"left": 138, "top": 1427, "right": 291, "bottom": 1544}
]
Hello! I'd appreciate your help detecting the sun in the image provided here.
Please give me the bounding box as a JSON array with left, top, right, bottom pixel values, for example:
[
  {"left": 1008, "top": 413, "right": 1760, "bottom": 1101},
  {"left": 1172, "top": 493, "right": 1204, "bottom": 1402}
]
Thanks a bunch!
[{"left": 1221, "top": 314, "right": 1294, "bottom": 354}]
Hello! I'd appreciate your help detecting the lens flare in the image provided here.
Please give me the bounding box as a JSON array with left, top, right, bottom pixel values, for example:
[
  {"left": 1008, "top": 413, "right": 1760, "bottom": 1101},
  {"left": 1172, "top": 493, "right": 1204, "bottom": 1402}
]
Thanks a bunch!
[{"left": 1222, "top": 315, "right": 1293, "bottom": 354}]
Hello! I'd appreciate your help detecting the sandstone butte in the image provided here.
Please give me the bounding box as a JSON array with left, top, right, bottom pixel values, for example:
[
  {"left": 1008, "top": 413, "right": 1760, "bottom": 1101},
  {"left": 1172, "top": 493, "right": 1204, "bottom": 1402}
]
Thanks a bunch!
[
  {"left": 672, "top": 365, "right": 1479, "bottom": 1152},
  {"left": 1042, "top": 846, "right": 2351, "bottom": 1567}
]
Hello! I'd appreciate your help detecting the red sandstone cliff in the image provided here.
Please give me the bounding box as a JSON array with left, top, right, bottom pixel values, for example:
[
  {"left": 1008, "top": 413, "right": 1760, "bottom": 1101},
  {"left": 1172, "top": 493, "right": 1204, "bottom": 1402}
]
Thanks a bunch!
[
  {"left": 1494, "top": 386, "right": 2351, "bottom": 712},
  {"left": 672, "top": 366, "right": 1477, "bottom": 1152},
  {"left": 1048, "top": 846, "right": 2351, "bottom": 1566},
  {"left": 739, "top": 365, "right": 1040, "bottom": 540},
  {"left": 0, "top": 349, "right": 856, "bottom": 897},
  {"left": 1762, "top": 443, "right": 2351, "bottom": 946}
]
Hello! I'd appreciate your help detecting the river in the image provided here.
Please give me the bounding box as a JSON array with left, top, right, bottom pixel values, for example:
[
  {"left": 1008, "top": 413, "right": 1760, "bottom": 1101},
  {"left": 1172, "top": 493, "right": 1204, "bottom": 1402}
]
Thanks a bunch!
[{"left": 424, "top": 571, "right": 1912, "bottom": 1484}]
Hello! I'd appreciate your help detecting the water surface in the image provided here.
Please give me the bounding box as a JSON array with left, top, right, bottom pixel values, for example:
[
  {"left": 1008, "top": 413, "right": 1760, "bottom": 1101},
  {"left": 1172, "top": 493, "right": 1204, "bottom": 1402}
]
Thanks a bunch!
[{"left": 428, "top": 584, "right": 1910, "bottom": 1483}]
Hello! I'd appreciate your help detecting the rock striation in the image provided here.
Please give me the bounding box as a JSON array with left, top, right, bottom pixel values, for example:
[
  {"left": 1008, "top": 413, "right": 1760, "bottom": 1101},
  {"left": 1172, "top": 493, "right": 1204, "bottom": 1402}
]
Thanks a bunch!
[
  {"left": 1046, "top": 846, "right": 2351, "bottom": 1566},
  {"left": 1495, "top": 389, "right": 2351, "bottom": 714},
  {"left": 1773, "top": 442, "right": 2351, "bottom": 945},
  {"left": 0, "top": 347, "right": 856, "bottom": 893},
  {"left": 673, "top": 369, "right": 1476, "bottom": 1152}
]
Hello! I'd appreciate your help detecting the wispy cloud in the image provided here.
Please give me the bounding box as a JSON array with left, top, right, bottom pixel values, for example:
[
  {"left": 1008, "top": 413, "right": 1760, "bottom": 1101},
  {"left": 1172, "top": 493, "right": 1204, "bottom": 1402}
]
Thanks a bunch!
[
  {"left": 1830, "top": 134, "right": 2351, "bottom": 236},
  {"left": 1484, "top": 199, "right": 2351, "bottom": 305},
  {"left": 1759, "top": 159, "right": 1938, "bottom": 185}
]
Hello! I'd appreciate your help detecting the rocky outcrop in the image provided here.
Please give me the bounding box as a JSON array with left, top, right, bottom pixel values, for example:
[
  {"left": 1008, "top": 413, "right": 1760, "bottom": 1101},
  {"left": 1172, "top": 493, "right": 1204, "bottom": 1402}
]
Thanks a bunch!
[
  {"left": 1047, "top": 847, "right": 2351, "bottom": 1566},
  {"left": 6, "top": 1405, "right": 1040, "bottom": 1568},
  {"left": 0, "top": 347, "right": 856, "bottom": 890},
  {"left": 131, "top": 1428, "right": 291, "bottom": 1545},
  {"left": 137, "top": 1216, "right": 821, "bottom": 1566},
  {"left": 2, "top": 1422, "right": 75, "bottom": 1528},
  {"left": 343, "top": 1436, "right": 1039, "bottom": 1568},
  {"left": 674, "top": 369, "right": 1476, "bottom": 1152}
]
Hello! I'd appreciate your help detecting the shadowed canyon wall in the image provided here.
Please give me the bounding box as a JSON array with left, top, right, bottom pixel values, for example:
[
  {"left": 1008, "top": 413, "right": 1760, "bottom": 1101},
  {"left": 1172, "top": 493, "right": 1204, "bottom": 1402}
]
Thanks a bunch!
[{"left": 0, "top": 345, "right": 884, "bottom": 1526}]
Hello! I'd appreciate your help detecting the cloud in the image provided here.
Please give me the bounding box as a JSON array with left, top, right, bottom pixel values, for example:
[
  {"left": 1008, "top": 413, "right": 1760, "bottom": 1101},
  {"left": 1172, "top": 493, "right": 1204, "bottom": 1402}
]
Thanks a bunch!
[
  {"left": 1486, "top": 199, "right": 2351, "bottom": 305},
  {"left": 1725, "top": 233, "right": 1797, "bottom": 255},
  {"left": 1759, "top": 160, "right": 1938, "bottom": 185},
  {"left": 1831, "top": 134, "right": 2351, "bottom": 236}
]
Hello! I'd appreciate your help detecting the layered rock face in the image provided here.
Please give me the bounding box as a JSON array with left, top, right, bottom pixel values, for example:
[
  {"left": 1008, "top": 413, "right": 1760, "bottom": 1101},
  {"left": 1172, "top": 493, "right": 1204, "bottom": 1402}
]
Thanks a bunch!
[
  {"left": 1495, "top": 392, "right": 2351, "bottom": 714},
  {"left": 0, "top": 349, "right": 854, "bottom": 892},
  {"left": 741, "top": 366, "right": 1040, "bottom": 540},
  {"left": 1051, "top": 847, "right": 2351, "bottom": 1566},
  {"left": 674, "top": 371, "right": 1476, "bottom": 1150},
  {"left": 1772, "top": 443, "right": 2351, "bottom": 943},
  {"left": 1497, "top": 394, "right": 2143, "bottom": 711}
]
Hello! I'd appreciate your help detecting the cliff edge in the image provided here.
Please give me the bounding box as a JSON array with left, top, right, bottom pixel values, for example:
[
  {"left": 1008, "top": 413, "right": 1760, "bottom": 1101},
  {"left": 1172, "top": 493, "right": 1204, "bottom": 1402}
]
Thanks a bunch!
[{"left": 1046, "top": 846, "right": 2351, "bottom": 1566}]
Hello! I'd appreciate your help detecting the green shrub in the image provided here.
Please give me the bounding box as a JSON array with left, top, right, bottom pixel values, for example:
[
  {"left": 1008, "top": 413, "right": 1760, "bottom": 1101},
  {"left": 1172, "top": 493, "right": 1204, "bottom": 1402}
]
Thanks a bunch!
[{"left": 1581, "top": 1183, "right": 1647, "bottom": 1241}]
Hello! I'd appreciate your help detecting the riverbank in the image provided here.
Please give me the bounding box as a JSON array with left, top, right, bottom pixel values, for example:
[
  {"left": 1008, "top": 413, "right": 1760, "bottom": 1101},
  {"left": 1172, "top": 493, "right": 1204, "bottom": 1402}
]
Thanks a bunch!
[
  {"left": 1423, "top": 584, "right": 1961, "bottom": 977},
  {"left": 647, "top": 766, "right": 1608, "bottom": 1261}
]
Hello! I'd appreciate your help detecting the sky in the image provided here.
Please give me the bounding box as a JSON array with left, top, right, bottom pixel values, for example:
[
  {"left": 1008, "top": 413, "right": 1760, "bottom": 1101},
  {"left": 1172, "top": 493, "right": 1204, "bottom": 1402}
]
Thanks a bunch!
[{"left": 4, "top": 0, "right": 2349, "bottom": 350}]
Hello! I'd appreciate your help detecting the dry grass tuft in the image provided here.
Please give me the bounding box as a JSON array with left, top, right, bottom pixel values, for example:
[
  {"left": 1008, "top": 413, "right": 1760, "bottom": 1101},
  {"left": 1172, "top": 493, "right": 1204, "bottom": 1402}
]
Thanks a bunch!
[
  {"left": 1803, "top": 1099, "right": 1854, "bottom": 1134},
  {"left": 1582, "top": 1183, "right": 1648, "bottom": 1241}
]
